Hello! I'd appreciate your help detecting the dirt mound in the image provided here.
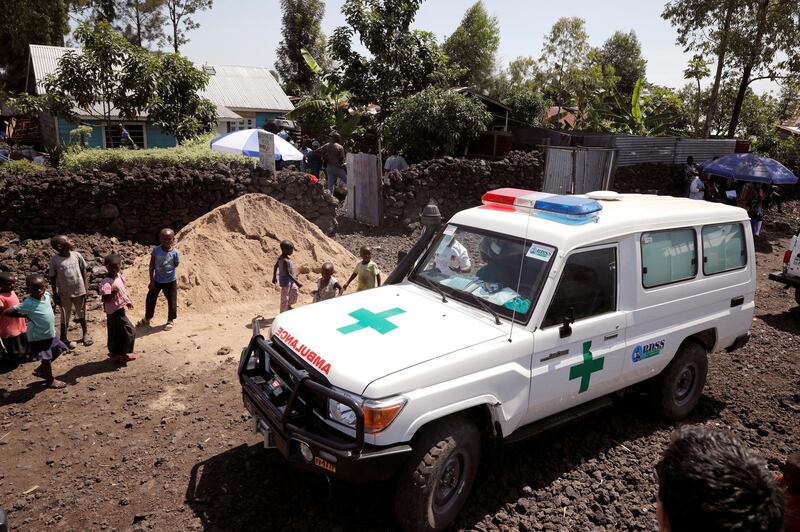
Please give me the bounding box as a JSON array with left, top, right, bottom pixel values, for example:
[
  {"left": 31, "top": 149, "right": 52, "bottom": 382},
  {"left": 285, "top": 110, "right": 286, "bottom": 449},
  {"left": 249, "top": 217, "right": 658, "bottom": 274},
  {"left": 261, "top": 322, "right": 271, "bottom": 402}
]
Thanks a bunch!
[{"left": 127, "top": 194, "right": 358, "bottom": 315}]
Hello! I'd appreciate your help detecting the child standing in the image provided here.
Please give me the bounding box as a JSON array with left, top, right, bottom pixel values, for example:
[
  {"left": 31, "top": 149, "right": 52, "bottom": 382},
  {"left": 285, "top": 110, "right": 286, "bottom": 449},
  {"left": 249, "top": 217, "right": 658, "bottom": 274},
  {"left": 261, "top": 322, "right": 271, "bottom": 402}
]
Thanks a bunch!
[
  {"left": 272, "top": 240, "right": 302, "bottom": 313},
  {"left": 343, "top": 246, "right": 382, "bottom": 292},
  {"left": 313, "top": 262, "right": 342, "bottom": 303},
  {"left": 48, "top": 235, "right": 92, "bottom": 348},
  {"left": 99, "top": 254, "right": 136, "bottom": 363},
  {"left": 3, "top": 274, "right": 67, "bottom": 388},
  {"left": 0, "top": 272, "right": 27, "bottom": 366},
  {"left": 140, "top": 228, "right": 180, "bottom": 330}
]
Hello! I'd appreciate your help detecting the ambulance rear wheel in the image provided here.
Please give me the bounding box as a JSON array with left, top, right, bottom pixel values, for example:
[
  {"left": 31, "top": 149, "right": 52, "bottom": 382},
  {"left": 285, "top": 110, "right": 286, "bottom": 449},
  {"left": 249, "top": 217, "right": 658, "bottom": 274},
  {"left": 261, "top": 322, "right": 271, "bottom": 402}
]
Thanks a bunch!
[
  {"left": 652, "top": 340, "right": 708, "bottom": 421},
  {"left": 394, "top": 417, "right": 480, "bottom": 532}
]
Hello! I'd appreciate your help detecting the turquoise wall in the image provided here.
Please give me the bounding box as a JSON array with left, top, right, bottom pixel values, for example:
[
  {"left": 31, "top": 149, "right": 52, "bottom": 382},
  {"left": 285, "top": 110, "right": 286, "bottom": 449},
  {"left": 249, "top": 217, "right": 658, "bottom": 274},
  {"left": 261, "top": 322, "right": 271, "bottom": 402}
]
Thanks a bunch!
[
  {"left": 57, "top": 118, "right": 104, "bottom": 148},
  {"left": 145, "top": 124, "right": 177, "bottom": 148},
  {"left": 56, "top": 118, "right": 177, "bottom": 148},
  {"left": 255, "top": 112, "right": 284, "bottom": 129}
]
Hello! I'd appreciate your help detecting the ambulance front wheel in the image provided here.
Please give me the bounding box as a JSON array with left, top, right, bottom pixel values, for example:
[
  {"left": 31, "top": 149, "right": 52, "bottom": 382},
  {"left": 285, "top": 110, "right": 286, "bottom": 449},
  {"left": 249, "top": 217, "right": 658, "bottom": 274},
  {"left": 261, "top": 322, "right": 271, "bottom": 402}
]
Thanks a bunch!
[
  {"left": 652, "top": 340, "right": 708, "bottom": 421},
  {"left": 394, "top": 417, "right": 480, "bottom": 532}
]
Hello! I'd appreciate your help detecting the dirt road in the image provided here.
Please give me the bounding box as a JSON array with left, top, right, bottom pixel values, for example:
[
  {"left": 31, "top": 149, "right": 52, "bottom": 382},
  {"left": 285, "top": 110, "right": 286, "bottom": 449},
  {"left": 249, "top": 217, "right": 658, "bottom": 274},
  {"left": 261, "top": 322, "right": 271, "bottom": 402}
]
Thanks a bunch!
[{"left": 1, "top": 230, "right": 798, "bottom": 531}]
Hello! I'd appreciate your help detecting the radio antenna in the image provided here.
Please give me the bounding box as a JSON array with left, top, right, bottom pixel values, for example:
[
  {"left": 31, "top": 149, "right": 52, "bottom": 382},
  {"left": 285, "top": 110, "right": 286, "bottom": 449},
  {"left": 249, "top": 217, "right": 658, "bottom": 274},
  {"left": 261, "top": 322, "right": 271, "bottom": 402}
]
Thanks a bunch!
[{"left": 508, "top": 207, "right": 533, "bottom": 342}]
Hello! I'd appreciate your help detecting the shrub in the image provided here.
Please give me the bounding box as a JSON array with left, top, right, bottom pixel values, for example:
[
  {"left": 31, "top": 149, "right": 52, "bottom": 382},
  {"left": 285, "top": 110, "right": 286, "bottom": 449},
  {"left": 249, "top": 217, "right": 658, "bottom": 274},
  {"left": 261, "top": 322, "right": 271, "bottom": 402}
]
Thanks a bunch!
[
  {"left": 384, "top": 87, "right": 492, "bottom": 162},
  {"left": 61, "top": 134, "right": 253, "bottom": 172},
  {"left": 0, "top": 159, "right": 44, "bottom": 178}
]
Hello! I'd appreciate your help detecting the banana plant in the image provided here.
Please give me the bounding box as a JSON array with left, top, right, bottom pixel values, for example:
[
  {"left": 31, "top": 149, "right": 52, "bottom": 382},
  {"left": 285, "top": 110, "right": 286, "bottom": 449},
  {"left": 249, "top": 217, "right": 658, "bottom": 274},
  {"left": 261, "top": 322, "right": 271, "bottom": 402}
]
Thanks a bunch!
[
  {"left": 286, "top": 49, "right": 362, "bottom": 141},
  {"left": 598, "top": 79, "right": 680, "bottom": 135}
]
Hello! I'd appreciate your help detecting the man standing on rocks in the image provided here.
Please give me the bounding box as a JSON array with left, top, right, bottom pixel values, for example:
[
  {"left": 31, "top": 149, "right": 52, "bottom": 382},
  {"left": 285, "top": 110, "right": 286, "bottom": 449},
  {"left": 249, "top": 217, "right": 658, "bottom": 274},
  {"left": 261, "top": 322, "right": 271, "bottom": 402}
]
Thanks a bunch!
[{"left": 317, "top": 132, "right": 347, "bottom": 194}]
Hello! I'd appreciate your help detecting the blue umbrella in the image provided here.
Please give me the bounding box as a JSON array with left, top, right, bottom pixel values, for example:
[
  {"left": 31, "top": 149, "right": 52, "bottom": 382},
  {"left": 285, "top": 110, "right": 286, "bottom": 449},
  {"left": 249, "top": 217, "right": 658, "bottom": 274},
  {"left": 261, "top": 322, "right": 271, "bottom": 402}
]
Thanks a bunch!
[{"left": 700, "top": 153, "right": 798, "bottom": 185}]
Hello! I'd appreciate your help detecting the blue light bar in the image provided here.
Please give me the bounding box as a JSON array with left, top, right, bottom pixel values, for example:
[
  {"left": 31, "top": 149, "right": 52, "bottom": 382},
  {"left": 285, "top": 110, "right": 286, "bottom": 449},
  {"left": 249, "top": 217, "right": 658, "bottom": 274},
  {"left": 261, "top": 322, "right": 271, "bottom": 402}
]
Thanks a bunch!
[{"left": 533, "top": 195, "right": 602, "bottom": 225}]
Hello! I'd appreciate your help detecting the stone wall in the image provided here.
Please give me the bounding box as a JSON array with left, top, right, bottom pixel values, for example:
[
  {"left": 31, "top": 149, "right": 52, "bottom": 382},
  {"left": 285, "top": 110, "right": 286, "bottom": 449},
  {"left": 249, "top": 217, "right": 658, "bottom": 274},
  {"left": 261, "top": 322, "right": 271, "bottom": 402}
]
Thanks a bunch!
[
  {"left": 382, "top": 151, "right": 543, "bottom": 230},
  {"left": 611, "top": 164, "right": 686, "bottom": 197},
  {"left": 0, "top": 166, "right": 338, "bottom": 243}
]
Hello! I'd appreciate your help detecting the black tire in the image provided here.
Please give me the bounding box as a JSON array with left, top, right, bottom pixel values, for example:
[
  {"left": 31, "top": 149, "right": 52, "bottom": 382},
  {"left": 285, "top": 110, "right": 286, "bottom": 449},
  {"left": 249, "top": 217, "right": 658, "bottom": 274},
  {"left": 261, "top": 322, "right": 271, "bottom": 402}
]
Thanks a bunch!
[
  {"left": 652, "top": 340, "right": 708, "bottom": 421},
  {"left": 794, "top": 287, "right": 800, "bottom": 306},
  {"left": 394, "top": 417, "right": 481, "bottom": 532}
]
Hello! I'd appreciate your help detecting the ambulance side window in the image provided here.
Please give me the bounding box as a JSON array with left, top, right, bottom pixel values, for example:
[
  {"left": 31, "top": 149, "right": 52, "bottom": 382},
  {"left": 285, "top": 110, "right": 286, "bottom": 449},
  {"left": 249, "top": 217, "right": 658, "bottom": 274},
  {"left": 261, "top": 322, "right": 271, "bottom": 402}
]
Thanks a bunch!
[
  {"left": 542, "top": 247, "right": 617, "bottom": 328},
  {"left": 641, "top": 228, "right": 697, "bottom": 288},
  {"left": 702, "top": 223, "right": 747, "bottom": 275}
]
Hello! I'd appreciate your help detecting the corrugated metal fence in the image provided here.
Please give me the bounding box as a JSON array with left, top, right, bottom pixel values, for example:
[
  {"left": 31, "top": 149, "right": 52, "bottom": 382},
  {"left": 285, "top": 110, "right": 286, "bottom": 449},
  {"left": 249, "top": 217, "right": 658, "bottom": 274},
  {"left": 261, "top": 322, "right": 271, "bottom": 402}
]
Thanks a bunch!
[
  {"left": 543, "top": 147, "right": 617, "bottom": 194},
  {"left": 514, "top": 128, "right": 740, "bottom": 167},
  {"left": 614, "top": 136, "right": 737, "bottom": 166}
]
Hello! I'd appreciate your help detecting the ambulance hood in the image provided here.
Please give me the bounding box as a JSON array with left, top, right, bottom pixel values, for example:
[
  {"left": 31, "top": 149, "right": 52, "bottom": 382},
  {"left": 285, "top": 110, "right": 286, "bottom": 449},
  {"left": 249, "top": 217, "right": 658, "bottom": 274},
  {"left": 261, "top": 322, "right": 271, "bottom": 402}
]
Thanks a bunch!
[{"left": 269, "top": 282, "right": 507, "bottom": 395}]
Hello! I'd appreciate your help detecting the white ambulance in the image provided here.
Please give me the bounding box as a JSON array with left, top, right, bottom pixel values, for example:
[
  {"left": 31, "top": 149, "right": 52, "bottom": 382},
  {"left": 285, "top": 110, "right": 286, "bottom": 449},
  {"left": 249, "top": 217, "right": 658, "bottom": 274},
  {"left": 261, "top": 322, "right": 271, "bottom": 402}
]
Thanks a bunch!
[
  {"left": 239, "top": 189, "right": 755, "bottom": 531},
  {"left": 769, "top": 227, "right": 800, "bottom": 304}
]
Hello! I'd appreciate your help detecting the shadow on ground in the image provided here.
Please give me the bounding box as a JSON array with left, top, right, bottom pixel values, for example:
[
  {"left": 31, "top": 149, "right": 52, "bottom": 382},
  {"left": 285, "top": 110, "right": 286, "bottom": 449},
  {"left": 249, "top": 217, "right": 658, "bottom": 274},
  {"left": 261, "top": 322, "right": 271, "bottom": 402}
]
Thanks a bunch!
[
  {"left": 0, "top": 358, "right": 121, "bottom": 405},
  {"left": 184, "top": 394, "right": 726, "bottom": 531}
]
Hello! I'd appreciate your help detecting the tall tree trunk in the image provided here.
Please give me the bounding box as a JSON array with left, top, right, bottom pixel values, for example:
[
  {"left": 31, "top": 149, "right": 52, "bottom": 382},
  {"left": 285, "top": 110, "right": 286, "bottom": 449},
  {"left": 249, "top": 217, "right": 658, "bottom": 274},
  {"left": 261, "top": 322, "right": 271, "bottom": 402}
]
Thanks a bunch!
[
  {"left": 135, "top": 5, "right": 143, "bottom": 47},
  {"left": 726, "top": 0, "right": 770, "bottom": 138},
  {"left": 695, "top": 78, "right": 701, "bottom": 137},
  {"left": 702, "top": 0, "right": 736, "bottom": 138}
]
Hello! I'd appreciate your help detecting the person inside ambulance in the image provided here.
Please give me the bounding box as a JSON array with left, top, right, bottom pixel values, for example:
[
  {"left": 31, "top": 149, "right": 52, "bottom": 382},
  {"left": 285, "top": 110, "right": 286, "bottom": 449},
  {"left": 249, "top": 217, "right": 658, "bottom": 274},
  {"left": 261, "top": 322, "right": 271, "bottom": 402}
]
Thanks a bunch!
[
  {"left": 434, "top": 238, "right": 472, "bottom": 274},
  {"left": 472, "top": 237, "right": 548, "bottom": 309}
]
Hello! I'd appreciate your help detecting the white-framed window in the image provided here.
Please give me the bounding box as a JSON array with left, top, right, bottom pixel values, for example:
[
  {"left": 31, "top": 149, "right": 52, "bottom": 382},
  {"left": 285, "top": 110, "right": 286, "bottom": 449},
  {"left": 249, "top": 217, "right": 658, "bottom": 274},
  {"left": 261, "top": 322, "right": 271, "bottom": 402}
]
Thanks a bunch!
[
  {"left": 702, "top": 223, "right": 747, "bottom": 275},
  {"left": 641, "top": 228, "right": 697, "bottom": 288}
]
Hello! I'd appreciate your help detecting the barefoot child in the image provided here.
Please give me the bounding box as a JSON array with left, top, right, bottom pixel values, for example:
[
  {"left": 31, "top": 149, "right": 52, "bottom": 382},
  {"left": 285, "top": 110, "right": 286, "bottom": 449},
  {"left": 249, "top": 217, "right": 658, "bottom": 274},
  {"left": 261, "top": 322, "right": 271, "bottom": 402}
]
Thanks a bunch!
[
  {"left": 313, "top": 262, "right": 342, "bottom": 303},
  {"left": 272, "top": 240, "right": 302, "bottom": 312},
  {"left": 48, "top": 235, "right": 92, "bottom": 348},
  {"left": 0, "top": 273, "right": 27, "bottom": 366},
  {"left": 140, "top": 228, "right": 180, "bottom": 330},
  {"left": 3, "top": 274, "right": 67, "bottom": 388},
  {"left": 343, "top": 246, "right": 382, "bottom": 292},
  {"left": 100, "top": 254, "right": 136, "bottom": 363}
]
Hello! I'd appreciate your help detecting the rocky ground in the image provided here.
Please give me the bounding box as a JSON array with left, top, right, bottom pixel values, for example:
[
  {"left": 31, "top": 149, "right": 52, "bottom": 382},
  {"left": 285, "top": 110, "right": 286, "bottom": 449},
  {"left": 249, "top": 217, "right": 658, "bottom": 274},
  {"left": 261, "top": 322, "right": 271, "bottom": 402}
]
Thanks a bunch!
[{"left": 0, "top": 210, "right": 798, "bottom": 531}]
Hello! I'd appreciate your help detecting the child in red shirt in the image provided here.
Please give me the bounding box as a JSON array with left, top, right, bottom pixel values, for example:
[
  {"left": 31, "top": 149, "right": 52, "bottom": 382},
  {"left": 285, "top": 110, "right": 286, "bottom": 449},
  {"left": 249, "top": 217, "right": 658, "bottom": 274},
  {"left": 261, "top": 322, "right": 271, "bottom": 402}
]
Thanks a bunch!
[{"left": 0, "top": 272, "right": 27, "bottom": 366}]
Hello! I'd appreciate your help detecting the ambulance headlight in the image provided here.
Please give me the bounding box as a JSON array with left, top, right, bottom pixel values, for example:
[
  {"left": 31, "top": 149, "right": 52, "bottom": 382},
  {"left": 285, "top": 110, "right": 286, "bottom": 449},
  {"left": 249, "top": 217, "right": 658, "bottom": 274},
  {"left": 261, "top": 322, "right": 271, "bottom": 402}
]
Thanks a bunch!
[
  {"left": 328, "top": 399, "right": 358, "bottom": 427},
  {"left": 328, "top": 393, "right": 407, "bottom": 434}
]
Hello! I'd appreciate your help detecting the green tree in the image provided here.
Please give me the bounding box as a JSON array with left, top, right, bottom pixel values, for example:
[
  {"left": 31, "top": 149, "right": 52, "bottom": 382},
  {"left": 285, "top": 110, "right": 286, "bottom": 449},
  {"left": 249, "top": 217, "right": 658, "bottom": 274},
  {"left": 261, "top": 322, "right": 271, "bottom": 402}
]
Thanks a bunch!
[
  {"left": 147, "top": 53, "right": 216, "bottom": 142},
  {"left": 328, "top": 0, "right": 454, "bottom": 111},
  {"left": 663, "top": 0, "right": 739, "bottom": 138},
  {"left": 683, "top": 55, "right": 711, "bottom": 136},
  {"left": 539, "top": 17, "right": 589, "bottom": 106},
  {"left": 165, "top": 0, "right": 212, "bottom": 53},
  {"left": 776, "top": 81, "right": 800, "bottom": 121},
  {"left": 488, "top": 56, "right": 538, "bottom": 100},
  {"left": 596, "top": 80, "right": 683, "bottom": 135},
  {"left": 723, "top": 0, "right": 800, "bottom": 137},
  {"left": 599, "top": 30, "right": 647, "bottom": 97},
  {"left": 442, "top": 1, "right": 500, "bottom": 88},
  {"left": 285, "top": 49, "right": 361, "bottom": 141},
  {"left": 504, "top": 89, "right": 547, "bottom": 126},
  {"left": 44, "top": 22, "right": 154, "bottom": 129},
  {"left": 0, "top": 0, "right": 70, "bottom": 92},
  {"left": 384, "top": 86, "right": 491, "bottom": 161},
  {"left": 118, "top": 0, "right": 167, "bottom": 48},
  {"left": 275, "top": 0, "right": 328, "bottom": 94}
]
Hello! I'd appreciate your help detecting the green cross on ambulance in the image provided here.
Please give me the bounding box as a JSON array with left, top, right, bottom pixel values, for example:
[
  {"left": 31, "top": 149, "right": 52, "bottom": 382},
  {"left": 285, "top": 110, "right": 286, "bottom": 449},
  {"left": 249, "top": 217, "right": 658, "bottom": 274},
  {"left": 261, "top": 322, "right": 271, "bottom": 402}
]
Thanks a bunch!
[{"left": 239, "top": 188, "right": 755, "bottom": 532}]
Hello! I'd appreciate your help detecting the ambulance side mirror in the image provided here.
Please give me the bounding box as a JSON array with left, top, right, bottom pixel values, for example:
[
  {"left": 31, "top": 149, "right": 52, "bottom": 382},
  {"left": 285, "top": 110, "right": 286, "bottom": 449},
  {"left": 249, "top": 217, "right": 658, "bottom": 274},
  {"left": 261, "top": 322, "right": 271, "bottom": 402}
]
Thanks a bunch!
[{"left": 559, "top": 307, "right": 575, "bottom": 338}]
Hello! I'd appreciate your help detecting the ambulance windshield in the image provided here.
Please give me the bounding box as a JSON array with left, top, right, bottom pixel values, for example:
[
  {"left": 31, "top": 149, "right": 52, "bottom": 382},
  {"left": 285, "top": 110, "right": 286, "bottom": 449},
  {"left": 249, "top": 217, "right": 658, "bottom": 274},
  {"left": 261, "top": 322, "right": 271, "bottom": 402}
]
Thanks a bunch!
[{"left": 410, "top": 224, "right": 556, "bottom": 323}]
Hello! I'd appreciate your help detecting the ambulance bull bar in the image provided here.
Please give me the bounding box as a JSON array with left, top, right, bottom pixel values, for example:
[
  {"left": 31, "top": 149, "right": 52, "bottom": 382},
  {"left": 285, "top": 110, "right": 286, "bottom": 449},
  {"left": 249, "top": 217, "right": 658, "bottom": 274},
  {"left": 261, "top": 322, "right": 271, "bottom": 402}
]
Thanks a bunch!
[{"left": 239, "top": 320, "right": 366, "bottom": 452}]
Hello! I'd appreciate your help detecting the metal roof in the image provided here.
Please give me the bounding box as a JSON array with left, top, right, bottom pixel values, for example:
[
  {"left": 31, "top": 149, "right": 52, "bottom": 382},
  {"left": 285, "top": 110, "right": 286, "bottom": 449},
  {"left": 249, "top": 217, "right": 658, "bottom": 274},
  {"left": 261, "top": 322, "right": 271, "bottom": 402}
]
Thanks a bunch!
[
  {"left": 28, "top": 45, "right": 293, "bottom": 116},
  {"left": 27, "top": 44, "right": 77, "bottom": 94},
  {"left": 201, "top": 64, "right": 293, "bottom": 113}
]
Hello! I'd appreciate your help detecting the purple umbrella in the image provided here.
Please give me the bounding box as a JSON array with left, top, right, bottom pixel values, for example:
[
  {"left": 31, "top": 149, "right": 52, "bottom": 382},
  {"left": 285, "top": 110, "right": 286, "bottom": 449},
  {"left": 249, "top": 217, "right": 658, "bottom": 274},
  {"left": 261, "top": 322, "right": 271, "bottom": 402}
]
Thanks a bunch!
[{"left": 700, "top": 153, "right": 797, "bottom": 185}]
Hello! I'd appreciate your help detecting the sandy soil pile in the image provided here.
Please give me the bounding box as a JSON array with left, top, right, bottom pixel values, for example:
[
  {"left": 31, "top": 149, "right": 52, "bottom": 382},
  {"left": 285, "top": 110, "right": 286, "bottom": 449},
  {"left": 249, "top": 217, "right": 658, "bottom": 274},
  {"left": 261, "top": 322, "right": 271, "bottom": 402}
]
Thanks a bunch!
[{"left": 127, "top": 193, "right": 357, "bottom": 314}]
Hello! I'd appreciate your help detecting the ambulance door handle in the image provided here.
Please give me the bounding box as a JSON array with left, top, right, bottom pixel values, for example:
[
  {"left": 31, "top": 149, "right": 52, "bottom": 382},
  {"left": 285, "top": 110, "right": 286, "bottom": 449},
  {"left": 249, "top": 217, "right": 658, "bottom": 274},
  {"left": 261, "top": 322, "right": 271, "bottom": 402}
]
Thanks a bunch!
[{"left": 604, "top": 333, "right": 618, "bottom": 341}]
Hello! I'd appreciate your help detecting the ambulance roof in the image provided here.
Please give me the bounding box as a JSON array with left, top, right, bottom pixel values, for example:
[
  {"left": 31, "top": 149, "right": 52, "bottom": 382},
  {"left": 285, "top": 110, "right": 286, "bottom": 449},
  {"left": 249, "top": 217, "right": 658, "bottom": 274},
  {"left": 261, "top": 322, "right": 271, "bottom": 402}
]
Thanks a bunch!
[{"left": 449, "top": 192, "right": 750, "bottom": 252}]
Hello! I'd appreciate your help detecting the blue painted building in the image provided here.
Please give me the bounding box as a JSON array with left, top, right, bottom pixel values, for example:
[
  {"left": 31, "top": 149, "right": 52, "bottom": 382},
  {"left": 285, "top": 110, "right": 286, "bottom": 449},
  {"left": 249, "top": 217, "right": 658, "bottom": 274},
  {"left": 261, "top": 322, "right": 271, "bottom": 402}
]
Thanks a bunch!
[{"left": 27, "top": 45, "right": 294, "bottom": 148}]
